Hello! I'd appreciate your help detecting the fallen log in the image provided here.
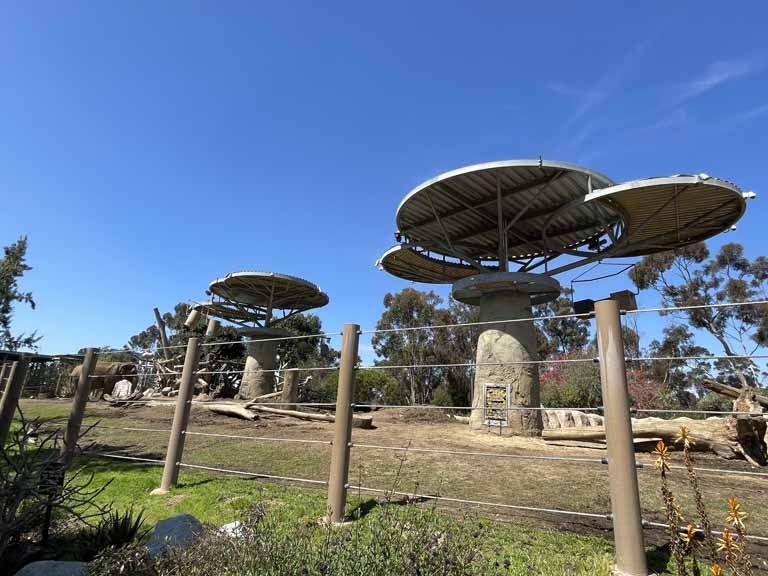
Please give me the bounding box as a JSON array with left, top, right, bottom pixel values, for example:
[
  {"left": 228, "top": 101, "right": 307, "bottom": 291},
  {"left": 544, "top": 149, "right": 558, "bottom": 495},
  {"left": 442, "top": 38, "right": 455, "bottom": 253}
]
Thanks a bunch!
[
  {"left": 246, "top": 405, "right": 374, "bottom": 429},
  {"left": 206, "top": 404, "right": 259, "bottom": 421},
  {"left": 702, "top": 379, "right": 768, "bottom": 409},
  {"left": 543, "top": 414, "right": 767, "bottom": 466},
  {"left": 243, "top": 391, "right": 282, "bottom": 406}
]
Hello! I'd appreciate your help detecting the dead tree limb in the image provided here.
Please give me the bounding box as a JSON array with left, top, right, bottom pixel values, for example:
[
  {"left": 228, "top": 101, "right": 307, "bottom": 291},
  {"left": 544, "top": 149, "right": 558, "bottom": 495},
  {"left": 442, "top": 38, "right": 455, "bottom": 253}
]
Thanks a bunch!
[{"left": 701, "top": 379, "right": 768, "bottom": 409}]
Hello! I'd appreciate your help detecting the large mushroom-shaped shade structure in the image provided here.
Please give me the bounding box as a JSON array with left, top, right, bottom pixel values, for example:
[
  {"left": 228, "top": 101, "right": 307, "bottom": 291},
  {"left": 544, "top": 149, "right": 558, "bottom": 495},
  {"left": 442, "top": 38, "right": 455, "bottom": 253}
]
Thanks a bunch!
[
  {"left": 378, "top": 160, "right": 750, "bottom": 437},
  {"left": 195, "top": 272, "right": 329, "bottom": 399}
]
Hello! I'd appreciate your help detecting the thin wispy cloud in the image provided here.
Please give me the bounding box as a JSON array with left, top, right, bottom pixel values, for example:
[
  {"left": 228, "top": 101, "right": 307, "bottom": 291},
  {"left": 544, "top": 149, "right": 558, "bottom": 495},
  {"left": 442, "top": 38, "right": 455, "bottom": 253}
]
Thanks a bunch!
[
  {"left": 673, "top": 57, "right": 763, "bottom": 105},
  {"left": 550, "top": 36, "right": 654, "bottom": 153},
  {"left": 635, "top": 107, "right": 690, "bottom": 133},
  {"left": 717, "top": 102, "right": 768, "bottom": 130}
]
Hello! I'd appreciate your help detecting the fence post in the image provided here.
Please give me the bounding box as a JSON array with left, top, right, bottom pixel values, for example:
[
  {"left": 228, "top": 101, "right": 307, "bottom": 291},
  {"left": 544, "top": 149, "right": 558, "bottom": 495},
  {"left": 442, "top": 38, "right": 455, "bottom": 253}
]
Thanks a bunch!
[
  {"left": 60, "top": 348, "right": 97, "bottom": 468},
  {"left": 0, "top": 359, "right": 28, "bottom": 445},
  {"left": 326, "top": 323, "right": 360, "bottom": 524},
  {"left": 0, "top": 362, "right": 8, "bottom": 389},
  {"left": 153, "top": 337, "right": 200, "bottom": 495},
  {"left": 595, "top": 298, "right": 648, "bottom": 576}
]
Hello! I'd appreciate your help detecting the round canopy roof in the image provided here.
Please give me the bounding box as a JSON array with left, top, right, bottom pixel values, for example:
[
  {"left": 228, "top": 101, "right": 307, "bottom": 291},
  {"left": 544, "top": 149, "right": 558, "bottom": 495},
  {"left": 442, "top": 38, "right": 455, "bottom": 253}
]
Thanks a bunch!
[
  {"left": 202, "top": 271, "right": 329, "bottom": 327},
  {"left": 396, "top": 160, "right": 617, "bottom": 262},
  {"left": 578, "top": 175, "right": 746, "bottom": 257},
  {"left": 377, "top": 244, "right": 497, "bottom": 284},
  {"left": 382, "top": 160, "right": 751, "bottom": 284}
]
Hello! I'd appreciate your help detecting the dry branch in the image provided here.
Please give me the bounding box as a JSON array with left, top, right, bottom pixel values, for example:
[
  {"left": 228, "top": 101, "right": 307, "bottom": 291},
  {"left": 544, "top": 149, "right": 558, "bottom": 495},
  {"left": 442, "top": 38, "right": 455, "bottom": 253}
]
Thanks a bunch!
[
  {"left": 205, "top": 404, "right": 259, "bottom": 421},
  {"left": 245, "top": 405, "right": 374, "bottom": 429},
  {"left": 701, "top": 379, "right": 768, "bottom": 409}
]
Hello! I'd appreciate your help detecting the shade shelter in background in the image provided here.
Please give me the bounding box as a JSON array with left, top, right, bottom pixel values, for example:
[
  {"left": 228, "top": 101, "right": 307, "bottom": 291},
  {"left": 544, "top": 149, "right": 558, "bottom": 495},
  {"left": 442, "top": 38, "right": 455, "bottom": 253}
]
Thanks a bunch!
[
  {"left": 195, "top": 271, "right": 329, "bottom": 399},
  {"left": 378, "top": 159, "right": 751, "bottom": 436}
]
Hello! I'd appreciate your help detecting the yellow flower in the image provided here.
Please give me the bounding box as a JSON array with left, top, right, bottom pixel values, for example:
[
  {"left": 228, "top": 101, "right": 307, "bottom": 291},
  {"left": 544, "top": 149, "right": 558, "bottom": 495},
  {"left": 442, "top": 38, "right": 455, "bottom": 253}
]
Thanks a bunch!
[
  {"left": 726, "top": 496, "right": 747, "bottom": 530},
  {"left": 717, "top": 528, "right": 734, "bottom": 552},
  {"left": 676, "top": 425, "right": 696, "bottom": 450},
  {"left": 710, "top": 564, "right": 722, "bottom": 576},
  {"left": 653, "top": 440, "right": 670, "bottom": 472},
  {"left": 681, "top": 524, "right": 698, "bottom": 546}
]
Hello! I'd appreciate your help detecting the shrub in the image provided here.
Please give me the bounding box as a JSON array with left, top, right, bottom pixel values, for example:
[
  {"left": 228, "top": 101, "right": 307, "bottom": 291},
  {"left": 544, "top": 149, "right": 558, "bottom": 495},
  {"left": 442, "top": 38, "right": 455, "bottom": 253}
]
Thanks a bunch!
[
  {"left": 540, "top": 360, "right": 601, "bottom": 408},
  {"left": 88, "top": 502, "right": 502, "bottom": 576},
  {"left": 76, "top": 507, "right": 148, "bottom": 561},
  {"left": 0, "top": 410, "right": 110, "bottom": 568},
  {"left": 430, "top": 387, "right": 453, "bottom": 407},
  {"left": 310, "top": 370, "right": 404, "bottom": 405}
]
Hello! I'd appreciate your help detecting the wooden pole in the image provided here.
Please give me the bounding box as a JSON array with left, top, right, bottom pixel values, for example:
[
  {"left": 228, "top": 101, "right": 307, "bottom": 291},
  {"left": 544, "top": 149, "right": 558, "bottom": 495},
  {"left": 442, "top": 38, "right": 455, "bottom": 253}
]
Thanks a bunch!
[
  {"left": 0, "top": 359, "right": 28, "bottom": 445},
  {"left": 152, "top": 337, "right": 200, "bottom": 495},
  {"left": 595, "top": 299, "right": 648, "bottom": 576},
  {"left": 59, "top": 349, "right": 96, "bottom": 468},
  {"left": 326, "top": 324, "right": 359, "bottom": 524}
]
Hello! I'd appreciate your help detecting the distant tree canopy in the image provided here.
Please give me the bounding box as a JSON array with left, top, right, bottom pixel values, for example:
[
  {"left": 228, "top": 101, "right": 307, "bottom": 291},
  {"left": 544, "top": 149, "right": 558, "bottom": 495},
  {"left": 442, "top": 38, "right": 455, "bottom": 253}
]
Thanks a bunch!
[
  {"left": 0, "top": 236, "right": 40, "bottom": 351},
  {"left": 127, "top": 305, "right": 335, "bottom": 367},
  {"left": 370, "top": 287, "right": 589, "bottom": 406},
  {"left": 630, "top": 241, "right": 768, "bottom": 388}
]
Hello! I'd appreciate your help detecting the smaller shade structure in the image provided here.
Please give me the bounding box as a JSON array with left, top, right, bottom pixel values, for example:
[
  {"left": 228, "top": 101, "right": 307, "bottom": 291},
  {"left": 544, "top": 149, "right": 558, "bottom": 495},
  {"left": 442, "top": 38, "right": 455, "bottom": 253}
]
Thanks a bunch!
[{"left": 195, "top": 271, "right": 329, "bottom": 399}]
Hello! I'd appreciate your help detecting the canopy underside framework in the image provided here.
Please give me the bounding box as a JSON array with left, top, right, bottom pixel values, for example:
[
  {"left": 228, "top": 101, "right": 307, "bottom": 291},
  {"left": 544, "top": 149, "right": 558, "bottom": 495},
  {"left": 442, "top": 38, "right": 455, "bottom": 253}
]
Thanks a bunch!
[
  {"left": 380, "top": 160, "right": 749, "bottom": 283},
  {"left": 195, "top": 271, "right": 329, "bottom": 328}
]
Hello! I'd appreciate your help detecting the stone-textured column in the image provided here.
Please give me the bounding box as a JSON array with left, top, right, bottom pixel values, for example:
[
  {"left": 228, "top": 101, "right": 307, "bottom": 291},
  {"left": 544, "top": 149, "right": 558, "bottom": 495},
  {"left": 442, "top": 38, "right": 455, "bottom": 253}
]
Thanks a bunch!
[
  {"left": 468, "top": 291, "right": 542, "bottom": 436},
  {"left": 240, "top": 339, "right": 277, "bottom": 399}
]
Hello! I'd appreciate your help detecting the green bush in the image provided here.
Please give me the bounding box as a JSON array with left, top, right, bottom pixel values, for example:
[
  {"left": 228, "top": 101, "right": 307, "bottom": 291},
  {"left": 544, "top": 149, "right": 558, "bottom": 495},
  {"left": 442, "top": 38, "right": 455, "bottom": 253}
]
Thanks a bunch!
[
  {"left": 310, "top": 370, "right": 404, "bottom": 405},
  {"left": 540, "top": 362, "right": 601, "bottom": 409},
  {"left": 88, "top": 503, "right": 503, "bottom": 576},
  {"left": 430, "top": 387, "right": 453, "bottom": 407},
  {"left": 76, "top": 507, "right": 148, "bottom": 561}
]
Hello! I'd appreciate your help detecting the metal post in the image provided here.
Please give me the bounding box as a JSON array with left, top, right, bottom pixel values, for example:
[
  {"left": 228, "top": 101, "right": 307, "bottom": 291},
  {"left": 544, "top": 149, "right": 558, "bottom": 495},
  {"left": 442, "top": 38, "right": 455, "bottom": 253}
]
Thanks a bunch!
[
  {"left": 60, "top": 349, "right": 96, "bottom": 468},
  {"left": 326, "top": 324, "right": 359, "bottom": 524},
  {"left": 153, "top": 337, "right": 200, "bottom": 495},
  {"left": 0, "top": 359, "right": 27, "bottom": 445},
  {"left": 595, "top": 299, "right": 648, "bottom": 576}
]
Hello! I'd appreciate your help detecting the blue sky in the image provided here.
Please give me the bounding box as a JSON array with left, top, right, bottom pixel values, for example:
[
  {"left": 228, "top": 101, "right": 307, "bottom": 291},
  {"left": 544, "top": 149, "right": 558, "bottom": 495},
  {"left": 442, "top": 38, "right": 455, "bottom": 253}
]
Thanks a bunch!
[{"left": 2, "top": 2, "right": 767, "bottom": 361}]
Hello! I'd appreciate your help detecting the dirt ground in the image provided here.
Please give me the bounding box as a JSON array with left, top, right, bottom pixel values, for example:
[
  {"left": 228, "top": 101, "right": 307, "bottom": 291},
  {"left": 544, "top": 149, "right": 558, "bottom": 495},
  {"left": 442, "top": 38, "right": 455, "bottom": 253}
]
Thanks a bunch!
[{"left": 21, "top": 399, "right": 768, "bottom": 561}]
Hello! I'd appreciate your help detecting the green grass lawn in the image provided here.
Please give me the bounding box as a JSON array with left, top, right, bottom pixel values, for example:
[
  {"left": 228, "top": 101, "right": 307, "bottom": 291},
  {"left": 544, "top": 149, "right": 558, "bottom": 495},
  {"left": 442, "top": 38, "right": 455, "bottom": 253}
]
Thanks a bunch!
[
  {"left": 79, "top": 458, "right": 618, "bottom": 575},
  {"left": 18, "top": 400, "right": 768, "bottom": 574}
]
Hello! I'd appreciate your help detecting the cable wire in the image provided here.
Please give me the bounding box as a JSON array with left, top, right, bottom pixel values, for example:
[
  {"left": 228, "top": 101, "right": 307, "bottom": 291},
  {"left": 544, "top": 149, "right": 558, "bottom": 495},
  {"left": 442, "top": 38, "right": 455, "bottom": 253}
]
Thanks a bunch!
[
  {"left": 350, "top": 443, "right": 606, "bottom": 465},
  {"left": 177, "top": 462, "right": 328, "bottom": 485},
  {"left": 183, "top": 430, "right": 332, "bottom": 445},
  {"left": 347, "top": 485, "right": 609, "bottom": 520},
  {"left": 643, "top": 520, "right": 768, "bottom": 543}
]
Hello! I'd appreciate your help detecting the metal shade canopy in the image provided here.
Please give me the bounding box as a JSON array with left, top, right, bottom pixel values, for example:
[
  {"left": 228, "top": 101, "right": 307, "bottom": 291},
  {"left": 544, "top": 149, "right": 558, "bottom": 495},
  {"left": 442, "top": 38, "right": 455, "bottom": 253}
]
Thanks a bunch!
[
  {"left": 376, "top": 244, "right": 498, "bottom": 284},
  {"left": 203, "top": 271, "right": 329, "bottom": 327},
  {"left": 395, "top": 160, "right": 618, "bottom": 271},
  {"left": 384, "top": 160, "right": 752, "bottom": 282},
  {"left": 579, "top": 175, "right": 746, "bottom": 257}
]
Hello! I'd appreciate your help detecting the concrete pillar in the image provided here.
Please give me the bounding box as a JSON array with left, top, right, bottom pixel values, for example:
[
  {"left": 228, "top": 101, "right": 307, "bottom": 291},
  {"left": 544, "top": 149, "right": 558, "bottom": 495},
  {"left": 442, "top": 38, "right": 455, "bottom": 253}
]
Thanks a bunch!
[
  {"left": 469, "top": 290, "right": 542, "bottom": 436},
  {"left": 240, "top": 339, "right": 277, "bottom": 399}
]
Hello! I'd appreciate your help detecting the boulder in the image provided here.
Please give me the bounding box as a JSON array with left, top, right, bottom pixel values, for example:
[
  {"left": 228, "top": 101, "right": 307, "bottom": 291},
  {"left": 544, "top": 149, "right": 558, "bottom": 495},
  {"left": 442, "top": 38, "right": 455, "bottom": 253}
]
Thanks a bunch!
[
  {"left": 14, "top": 561, "right": 86, "bottom": 576},
  {"left": 219, "top": 520, "right": 243, "bottom": 537},
  {"left": 112, "top": 379, "right": 133, "bottom": 399},
  {"left": 145, "top": 513, "right": 205, "bottom": 558}
]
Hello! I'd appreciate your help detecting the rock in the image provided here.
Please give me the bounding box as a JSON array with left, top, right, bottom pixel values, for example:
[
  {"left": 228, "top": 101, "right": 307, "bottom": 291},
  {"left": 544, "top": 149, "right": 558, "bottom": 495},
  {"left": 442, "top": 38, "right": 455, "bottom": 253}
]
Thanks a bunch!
[
  {"left": 146, "top": 513, "right": 205, "bottom": 558},
  {"left": 112, "top": 379, "right": 133, "bottom": 399},
  {"left": 219, "top": 520, "right": 243, "bottom": 537},
  {"left": 14, "top": 561, "right": 87, "bottom": 576},
  {"left": 161, "top": 386, "right": 173, "bottom": 395}
]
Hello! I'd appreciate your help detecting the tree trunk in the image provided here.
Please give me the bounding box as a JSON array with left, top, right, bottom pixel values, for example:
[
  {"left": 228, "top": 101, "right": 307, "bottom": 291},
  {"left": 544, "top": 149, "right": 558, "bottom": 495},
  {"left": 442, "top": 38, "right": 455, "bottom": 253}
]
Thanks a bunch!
[
  {"left": 281, "top": 371, "right": 299, "bottom": 404},
  {"left": 543, "top": 414, "right": 767, "bottom": 466}
]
